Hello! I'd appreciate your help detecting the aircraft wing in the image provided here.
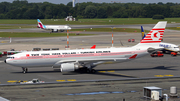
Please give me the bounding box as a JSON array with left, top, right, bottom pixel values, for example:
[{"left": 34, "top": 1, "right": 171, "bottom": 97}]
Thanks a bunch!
[
  {"left": 53, "top": 54, "right": 138, "bottom": 66},
  {"left": 53, "top": 57, "right": 129, "bottom": 66}
]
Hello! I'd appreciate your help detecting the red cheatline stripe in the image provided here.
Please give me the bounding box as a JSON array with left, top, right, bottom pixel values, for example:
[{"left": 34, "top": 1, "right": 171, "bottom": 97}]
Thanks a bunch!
[
  {"left": 140, "top": 41, "right": 161, "bottom": 43},
  {"left": 146, "top": 34, "right": 152, "bottom": 35},
  {"left": 152, "top": 28, "right": 165, "bottom": 30},
  {"left": 9, "top": 50, "right": 147, "bottom": 61},
  {"left": 144, "top": 36, "right": 151, "bottom": 38},
  {"left": 142, "top": 39, "right": 153, "bottom": 40}
]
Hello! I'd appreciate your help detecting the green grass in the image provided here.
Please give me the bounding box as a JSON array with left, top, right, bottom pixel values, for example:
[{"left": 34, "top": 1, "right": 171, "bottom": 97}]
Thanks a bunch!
[
  {"left": 0, "top": 18, "right": 180, "bottom": 25},
  {"left": 167, "top": 27, "right": 180, "bottom": 30},
  {"left": 0, "top": 19, "right": 36, "bottom": 24},
  {"left": 0, "top": 32, "right": 94, "bottom": 37},
  {"left": 0, "top": 25, "right": 36, "bottom": 29},
  {"left": 71, "top": 28, "right": 149, "bottom": 33}
]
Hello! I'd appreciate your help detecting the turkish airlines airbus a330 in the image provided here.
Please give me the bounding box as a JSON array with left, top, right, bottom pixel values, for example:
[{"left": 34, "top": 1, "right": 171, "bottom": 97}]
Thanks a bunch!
[{"left": 5, "top": 21, "right": 167, "bottom": 73}]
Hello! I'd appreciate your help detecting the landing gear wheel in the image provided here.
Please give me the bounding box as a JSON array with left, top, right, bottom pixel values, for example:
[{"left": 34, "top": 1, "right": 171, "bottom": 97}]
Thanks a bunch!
[
  {"left": 22, "top": 67, "right": 28, "bottom": 74},
  {"left": 86, "top": 69, "right": 90, "bottom": 73},
  {"left": 79, "top": 68, "right": 87, "bottom": 73},
  {"left": 91, "top": 69, "right": 96, "bottom": 73}
]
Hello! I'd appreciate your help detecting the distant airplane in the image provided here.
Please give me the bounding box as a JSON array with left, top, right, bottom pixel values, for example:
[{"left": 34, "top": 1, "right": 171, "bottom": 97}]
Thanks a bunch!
[
  {"left": 37, "top": 19, "right": 71, "bottom": 32},
  {"left": 5, "top": 21, "right": 167, "bottom": 74},
  {"left": 141, "top": 26, "right": 180, "bottom": 53}
]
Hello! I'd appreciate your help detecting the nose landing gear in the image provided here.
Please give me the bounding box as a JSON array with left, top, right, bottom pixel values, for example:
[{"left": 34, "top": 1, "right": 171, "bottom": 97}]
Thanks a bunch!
[{"left": 22, "top": 67, "right": 28, "bottom": 74}]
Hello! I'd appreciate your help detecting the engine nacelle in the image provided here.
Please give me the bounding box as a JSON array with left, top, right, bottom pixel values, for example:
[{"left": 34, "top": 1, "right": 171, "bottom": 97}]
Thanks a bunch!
[
  {"left": 52, "top": 29, "right": 58, "bottom": 32},
  {"left": 60, "top": 63, "right": 79, "bottom": 72}
]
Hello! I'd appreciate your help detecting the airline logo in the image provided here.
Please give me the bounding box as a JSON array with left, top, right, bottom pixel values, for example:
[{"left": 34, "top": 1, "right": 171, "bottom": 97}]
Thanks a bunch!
[
  {"left": 38, "top": 22, "right": 43, "bottom": 29},
  {"left": 140, "top": 28, "right": 164, "bottom": 43},
  {"left": 37, "top": 19, "right": 46, "bottom": 29},
  {"left": 159, "top": 44, "right": 171, "bottom": 48},
  {"left": 141, "top": 26, "right": 146, "bottom": 39}
]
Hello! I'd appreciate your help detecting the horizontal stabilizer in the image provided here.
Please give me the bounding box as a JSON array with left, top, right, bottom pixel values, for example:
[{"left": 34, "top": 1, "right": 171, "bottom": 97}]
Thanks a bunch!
[{"left": 129, "top": 54, "right": 137, "bottom": 59}]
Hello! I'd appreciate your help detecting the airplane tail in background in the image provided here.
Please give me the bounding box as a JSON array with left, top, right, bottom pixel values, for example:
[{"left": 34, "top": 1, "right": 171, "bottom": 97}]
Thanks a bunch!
[
  {"left": 135, "top": 21, "right": 167, "bottom": 49},
  {"left": 90, "top": 45, "right": 96, "bottom": 49},
  {"left": 37, "top": 19, "right": 46, "bottom": 29},
  {"left": 141, "top": 26, "right": 146, "bottom": 39},
  {"left": 140, "top": 21, "right": 167, "bottom": 44}
]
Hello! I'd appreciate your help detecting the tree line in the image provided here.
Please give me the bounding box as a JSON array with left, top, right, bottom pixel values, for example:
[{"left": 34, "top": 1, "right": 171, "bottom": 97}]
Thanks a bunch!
[{"left": 0, "top": 0, "right": 180, "bottom": 19}]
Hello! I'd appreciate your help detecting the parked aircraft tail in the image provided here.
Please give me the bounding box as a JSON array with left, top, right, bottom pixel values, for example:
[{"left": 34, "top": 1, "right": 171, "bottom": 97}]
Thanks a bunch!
[
  {"left": 37, "top": 19, "right": 46, "bottom": 29},
  {"left": 141, "top": 26, "right": 146, "bottom": 39},
  {"left": 135, "top": 21, "right": 167, "bottom": 49},
  {"left": 140, "top": 21, "right": 167, "bottom": 44}
]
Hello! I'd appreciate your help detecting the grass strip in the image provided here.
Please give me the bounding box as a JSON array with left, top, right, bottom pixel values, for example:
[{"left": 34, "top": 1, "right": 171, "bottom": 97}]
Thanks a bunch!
[
  {"left": 0, "top": 18, "right": 180, "bottom": 25},
  {"left": 71, "top": 28, "right": 149, "bottom": 33},
  {"left": 167, "top": 27, "right": 180, "bottom": 30},
  {"left": 0, "top": 32, "right": 94, "bottom": 37}
]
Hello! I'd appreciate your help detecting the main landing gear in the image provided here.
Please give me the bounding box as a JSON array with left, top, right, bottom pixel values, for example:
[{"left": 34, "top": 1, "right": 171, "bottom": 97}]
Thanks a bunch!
[
  {"left": 86, "top": 68, "right": 96, "bottom": 73},
  {"left": 79, "top": 68, "right": 96, "bottom": 73},
  {"left": 22, "top": 67, "right": 28, "bottom": 74}
]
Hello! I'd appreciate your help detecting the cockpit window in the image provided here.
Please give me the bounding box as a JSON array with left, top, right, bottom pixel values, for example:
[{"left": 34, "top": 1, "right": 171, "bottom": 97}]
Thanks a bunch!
[{"left": 174, "top": 47, "right": 179, "bottom": 48}]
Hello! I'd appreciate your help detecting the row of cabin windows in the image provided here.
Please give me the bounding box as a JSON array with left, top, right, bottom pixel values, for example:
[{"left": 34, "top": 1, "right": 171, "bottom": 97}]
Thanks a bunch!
[{"left": 31, "top": 51, "right": 111, "bottom": 56}]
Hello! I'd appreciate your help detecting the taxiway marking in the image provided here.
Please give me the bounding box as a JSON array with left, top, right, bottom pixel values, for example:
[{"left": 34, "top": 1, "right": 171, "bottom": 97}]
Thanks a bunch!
[
  {"left": 154, "top": 74, "right": 174, "bottom": 77},
  {"left": 98, "top": 70, "right": 134, "bottom": 77},
  {"left": 98, "top": 70, "right": 115, "bottom": 73},
  {"left": 56, "top": 79, "right": 77, "bottom": 82}
]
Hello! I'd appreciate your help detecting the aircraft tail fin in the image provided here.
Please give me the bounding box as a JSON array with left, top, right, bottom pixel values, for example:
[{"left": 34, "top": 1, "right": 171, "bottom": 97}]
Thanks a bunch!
[
  {"left": 90, "top": 45, "right": 96, "bottom": 49},
  {"left": 140, "top": 21, "right": 167, "bottom": 44},
  {"left": 141, "top": 26, "right": 146, "bottom": 39},
  {"left": 37, "top": 19, "right": 46, "bottom": 29}
]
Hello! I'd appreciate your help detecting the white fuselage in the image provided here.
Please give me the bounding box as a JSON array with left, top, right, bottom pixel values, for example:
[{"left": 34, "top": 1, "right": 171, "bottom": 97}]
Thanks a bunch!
[
  {"left": 159, "top": 42, "right": 180, "bottom": 52},
  {"left": 5, "top": 46, "right": 149, "bottom": 68},
  {"left": 44, "top": 25, "right": 71, "bottom": 31}
]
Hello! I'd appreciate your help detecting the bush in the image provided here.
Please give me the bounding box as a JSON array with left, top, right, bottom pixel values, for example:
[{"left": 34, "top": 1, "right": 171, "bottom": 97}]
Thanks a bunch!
[{"left": 152, "top": 15, "right": 164, "bottom": 19}]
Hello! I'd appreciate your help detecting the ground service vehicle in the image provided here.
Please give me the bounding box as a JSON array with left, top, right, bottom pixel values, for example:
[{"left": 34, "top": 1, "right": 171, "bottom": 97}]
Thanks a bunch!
[
  {"left": 171, "top": 52, "right": 177, "bottom": 56},
  {"left": 151, "top": 51, "right": 164, "bottom": 57}
]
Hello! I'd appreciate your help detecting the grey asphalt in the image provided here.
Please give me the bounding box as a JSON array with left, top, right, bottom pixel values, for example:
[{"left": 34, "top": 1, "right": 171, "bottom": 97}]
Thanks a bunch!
[
  {"left": 0, "top": 23, "right": 180, "bottom": 101},
  {"left": 0, "top": 53, "right": 180, "bottom": 84},
  {"left": 0, "top": 23, "right": 179, "bottom": 33}
]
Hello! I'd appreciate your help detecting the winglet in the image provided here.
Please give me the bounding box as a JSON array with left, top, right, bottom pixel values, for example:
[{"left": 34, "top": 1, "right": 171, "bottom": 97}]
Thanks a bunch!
[
  {"left": 90, "top": 45, "right": 96, "bottom": 49},
  {"left": 129, "top": 54, "right": 137, "bottom": 59}
]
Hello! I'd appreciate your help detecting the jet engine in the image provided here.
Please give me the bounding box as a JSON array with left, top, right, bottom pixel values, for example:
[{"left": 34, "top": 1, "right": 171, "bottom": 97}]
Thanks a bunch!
[
  {"left": 52, "top": 29, "right": 58, "bottom": 32},
  {"left": 60, "top": 63, "right": 79, "bottom": 72}
]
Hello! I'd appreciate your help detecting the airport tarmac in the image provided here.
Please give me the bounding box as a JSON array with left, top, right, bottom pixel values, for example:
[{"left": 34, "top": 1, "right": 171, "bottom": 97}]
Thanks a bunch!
[
  {"left": 0, "top": 23, "right": 179, "bottom": 33},
  {"left": 0, "top": 77, "right": 180, "bottom": 101},
  {"left": 0, "top": 53, "right": 180, "bottom": 84},
  {"left": 0, "top": 23, "right": 180, "bottom": 100},
  {"left": 0, "top": 23, "right": 180, "bottom": 84}
]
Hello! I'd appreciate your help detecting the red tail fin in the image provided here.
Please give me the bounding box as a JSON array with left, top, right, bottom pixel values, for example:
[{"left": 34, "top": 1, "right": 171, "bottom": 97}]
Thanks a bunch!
[{"left": 140, "top": 21, "right": 167, "bottom": 43}]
